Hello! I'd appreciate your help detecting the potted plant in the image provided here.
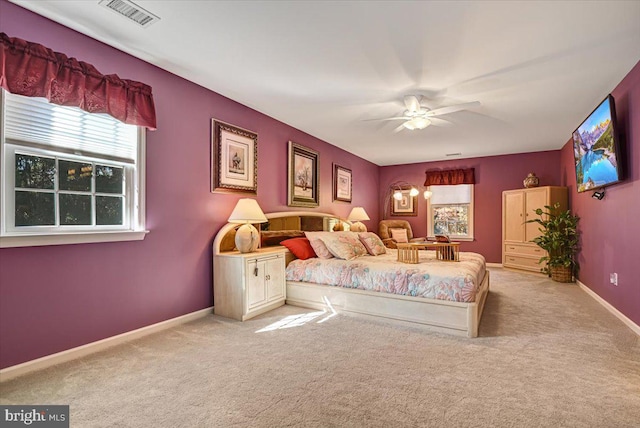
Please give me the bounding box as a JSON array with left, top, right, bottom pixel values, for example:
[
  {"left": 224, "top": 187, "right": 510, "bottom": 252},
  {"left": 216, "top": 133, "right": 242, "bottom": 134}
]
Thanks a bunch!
[{"left": 526, "top": 202, "right": 580, "bottom": 282}]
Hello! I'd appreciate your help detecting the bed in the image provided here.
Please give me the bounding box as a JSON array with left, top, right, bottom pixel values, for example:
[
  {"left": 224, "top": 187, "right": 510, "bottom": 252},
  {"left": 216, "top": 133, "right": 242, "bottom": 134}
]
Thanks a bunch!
[{"left": 213, "top": 211, "right": 489, "bottom": 337}]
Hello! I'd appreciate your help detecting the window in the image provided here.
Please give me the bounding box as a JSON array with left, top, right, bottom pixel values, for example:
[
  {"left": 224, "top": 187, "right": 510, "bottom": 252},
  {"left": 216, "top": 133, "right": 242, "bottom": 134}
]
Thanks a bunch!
[
  {"left": 426, "top": 184, "right": 474, "bottom": 241},
  {"left": 0, "top": 90, "right": 146, "bottom": 247}
]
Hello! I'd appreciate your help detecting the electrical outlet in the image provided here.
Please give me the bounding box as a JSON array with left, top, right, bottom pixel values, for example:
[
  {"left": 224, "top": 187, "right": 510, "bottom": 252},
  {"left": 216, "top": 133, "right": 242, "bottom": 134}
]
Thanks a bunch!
[{"left": 609, "top": 273, "right": 618, "bottom": 286}]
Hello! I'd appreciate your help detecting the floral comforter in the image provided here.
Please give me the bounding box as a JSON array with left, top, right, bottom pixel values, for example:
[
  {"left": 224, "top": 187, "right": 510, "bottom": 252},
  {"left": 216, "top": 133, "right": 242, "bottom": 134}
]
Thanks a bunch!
[{"left": 285, "top": 250, "right": 486, "bottom": 303}]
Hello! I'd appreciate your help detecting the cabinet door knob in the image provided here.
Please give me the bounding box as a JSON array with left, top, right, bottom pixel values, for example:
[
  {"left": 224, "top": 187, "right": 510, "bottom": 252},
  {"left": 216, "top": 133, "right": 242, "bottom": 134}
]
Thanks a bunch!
[{"left": 266, "top": 274, "right": 270, "bottom": 280}]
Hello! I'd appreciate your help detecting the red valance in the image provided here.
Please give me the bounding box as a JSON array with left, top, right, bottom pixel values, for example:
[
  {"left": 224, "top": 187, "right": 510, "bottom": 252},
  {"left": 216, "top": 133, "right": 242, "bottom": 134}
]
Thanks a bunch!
[
  {"left": 424, "top": 168, "right": 475, "bottom": 186},
  {"left": 0, "top": 33, "right": 156, "bottom": 130}
]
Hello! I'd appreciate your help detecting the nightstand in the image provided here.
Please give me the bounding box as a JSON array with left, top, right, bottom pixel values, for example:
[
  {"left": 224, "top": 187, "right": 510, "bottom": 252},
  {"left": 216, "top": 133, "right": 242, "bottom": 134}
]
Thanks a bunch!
[{"left": 213, "top": 247, "right": 286, "bottom": 321}]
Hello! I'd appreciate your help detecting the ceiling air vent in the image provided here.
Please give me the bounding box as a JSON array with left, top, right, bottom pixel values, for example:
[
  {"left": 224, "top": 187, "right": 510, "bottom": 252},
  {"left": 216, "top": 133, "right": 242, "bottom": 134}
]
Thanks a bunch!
[
  {"left": 446, "top": 152, "right": 462, "bottom": 157},
  {"left": 99, "top": 0, "right": 160, "bottom": 27}
]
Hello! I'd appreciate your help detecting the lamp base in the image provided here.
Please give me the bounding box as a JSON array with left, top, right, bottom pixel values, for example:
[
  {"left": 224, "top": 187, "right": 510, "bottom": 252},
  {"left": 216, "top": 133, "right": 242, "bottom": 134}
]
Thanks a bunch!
[
  {"left": 350, "top": 221, "right": 367, "bottom": 233},
  {"left": 235, "top": 223, "right": 259, "bottom": 253}
]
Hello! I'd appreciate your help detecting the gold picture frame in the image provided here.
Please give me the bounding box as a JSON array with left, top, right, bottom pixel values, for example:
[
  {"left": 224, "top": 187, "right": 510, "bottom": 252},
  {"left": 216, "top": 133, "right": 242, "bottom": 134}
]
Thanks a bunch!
[
  {"left": 211, "top": 119, "right": 258, "bottom": 194},
  {"left": 391, "top": 188, "right": 418, "bottom": 216},
  {"left": 288, "top": 141, "right": 319, "bottom": 207}
]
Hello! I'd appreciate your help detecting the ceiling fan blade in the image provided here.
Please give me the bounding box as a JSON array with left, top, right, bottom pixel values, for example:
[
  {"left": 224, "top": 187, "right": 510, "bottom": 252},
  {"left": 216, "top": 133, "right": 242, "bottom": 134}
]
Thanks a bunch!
[
  {"left": 363, "top": 116, "right": 410, "bottom": 122},
  {"left": 403, "top": 95, "right": 421, "bottom": 113},
  {"left": 392, "top": 123, "right": 406, "bottom": 133},
  {"left": 426, "top": 101, "right": 481, "bottom": 117},
  {"left": 428, "top": 117, "right": 454, "bottom": 127}
]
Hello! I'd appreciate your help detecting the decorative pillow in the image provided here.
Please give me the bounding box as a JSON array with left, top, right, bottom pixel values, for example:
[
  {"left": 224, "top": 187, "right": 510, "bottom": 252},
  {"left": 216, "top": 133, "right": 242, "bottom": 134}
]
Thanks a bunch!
[
  {"left": 280, "top": 238, "right": 317, "bottom": 260},
  {"left": 390, "top": 228, "right": 409, "bottom": 243},
  {"left": 358, "top": 232, "right": 386, "bottom": 256},
  {"left": 316, "top": 232, "right": 368, "bottom": 260},
  {"left": 304, "top": 232, "right": 334, "bottom": 259}
]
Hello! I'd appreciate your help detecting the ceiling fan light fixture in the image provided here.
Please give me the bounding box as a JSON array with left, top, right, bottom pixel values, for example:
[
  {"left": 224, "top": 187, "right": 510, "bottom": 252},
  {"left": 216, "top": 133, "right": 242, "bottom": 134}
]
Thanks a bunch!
[{"left": 403, "top": 117, "right": 430, "bottom": 130}]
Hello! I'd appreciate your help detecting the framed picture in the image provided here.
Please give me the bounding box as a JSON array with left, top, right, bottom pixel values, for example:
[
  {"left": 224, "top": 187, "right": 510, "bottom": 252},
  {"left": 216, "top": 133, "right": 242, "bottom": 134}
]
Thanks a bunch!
[
  {"left": 288, "top": 141, "right": 319, "bottom": 207},
  {"left": 391, "top": 188, "right": 418, "bottom": 216},
  {"left": 211, "top": 119, "right": 258, "bottom": 194},
  {"left": 333, "top": 164, "right": 352, "bottom": 202}
]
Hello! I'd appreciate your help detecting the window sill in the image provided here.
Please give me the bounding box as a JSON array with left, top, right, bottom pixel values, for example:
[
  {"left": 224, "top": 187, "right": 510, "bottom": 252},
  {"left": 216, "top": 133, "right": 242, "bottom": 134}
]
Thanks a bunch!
[
  {"left": 427, "top": 236, "right": 474, "bottom": 242},
  {"left": 0, "top": 230, "right": 148, "bottom": 248}
]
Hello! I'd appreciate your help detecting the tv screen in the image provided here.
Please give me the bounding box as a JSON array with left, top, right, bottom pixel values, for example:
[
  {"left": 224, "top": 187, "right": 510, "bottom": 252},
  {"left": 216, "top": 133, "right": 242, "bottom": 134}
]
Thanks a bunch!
[{"left": 572, "top": 95, "right": 623, "bottom": 193}]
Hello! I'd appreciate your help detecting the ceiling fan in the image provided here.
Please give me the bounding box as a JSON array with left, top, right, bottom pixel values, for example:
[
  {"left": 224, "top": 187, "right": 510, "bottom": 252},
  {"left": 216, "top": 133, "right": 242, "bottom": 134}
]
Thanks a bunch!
[{"left": 375, "top": 95, "right": 481, "bottom": 131}]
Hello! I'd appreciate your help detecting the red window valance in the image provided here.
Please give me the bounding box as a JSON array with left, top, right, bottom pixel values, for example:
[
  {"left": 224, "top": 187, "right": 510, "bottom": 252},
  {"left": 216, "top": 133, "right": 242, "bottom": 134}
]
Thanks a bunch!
[
  {"left": 0, "top": 33, "right": 156, "bottom": 130},
  {"left": 424, "top": 168, "right": 475, "bottom": 186}
]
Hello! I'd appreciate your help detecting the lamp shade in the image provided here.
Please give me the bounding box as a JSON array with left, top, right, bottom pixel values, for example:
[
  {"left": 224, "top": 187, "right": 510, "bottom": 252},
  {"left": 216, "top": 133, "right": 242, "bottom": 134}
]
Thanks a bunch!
[
  {"left": 348, "top": 207, "right": 370, "bottom": 222},
  {"left": 228, "top": 198, "right": 268, "bottom": 224}
]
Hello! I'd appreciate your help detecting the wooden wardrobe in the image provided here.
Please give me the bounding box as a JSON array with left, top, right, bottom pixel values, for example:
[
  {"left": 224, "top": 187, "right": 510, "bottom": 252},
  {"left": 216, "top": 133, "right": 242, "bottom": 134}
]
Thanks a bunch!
[{"left": 502, "top": 186, "right": 568, "bottom": 272}]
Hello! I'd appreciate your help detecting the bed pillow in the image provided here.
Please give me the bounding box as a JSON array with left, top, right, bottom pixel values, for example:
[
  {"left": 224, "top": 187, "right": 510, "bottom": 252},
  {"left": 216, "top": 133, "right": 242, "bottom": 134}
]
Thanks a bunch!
[
  {"left": 304, "top": 232, "right": 334, "bottom": 259},
  {"left": 358, "top": 232, "right": 386, "bottom": 256},
  {"left": 280, "top": 237, "right": 317, "bottom": 260},
  {"left": 390, "top": 228, "right": 409, "bottom": 243},
  {"left": 316, "top": 232, "right": 368, "bottom": 260}
]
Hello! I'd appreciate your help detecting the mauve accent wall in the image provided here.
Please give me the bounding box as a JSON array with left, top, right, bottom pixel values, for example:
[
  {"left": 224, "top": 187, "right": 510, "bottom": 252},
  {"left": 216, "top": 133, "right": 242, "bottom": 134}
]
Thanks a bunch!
[
  {"left": 0, "top": 1, "right": 379, "bottom": 369},
  {"left": 380, "top": 152, "right": 562, "bottom": 263},
  {"left": 559, "top": 61, "right": 639, "bottom": 326}
]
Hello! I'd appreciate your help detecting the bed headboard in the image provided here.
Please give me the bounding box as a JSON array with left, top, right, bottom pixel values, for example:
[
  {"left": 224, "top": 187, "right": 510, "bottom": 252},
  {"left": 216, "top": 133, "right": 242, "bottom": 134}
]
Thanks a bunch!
[{"left": 213, "top": 211, "right": 351, "bottom": 256}]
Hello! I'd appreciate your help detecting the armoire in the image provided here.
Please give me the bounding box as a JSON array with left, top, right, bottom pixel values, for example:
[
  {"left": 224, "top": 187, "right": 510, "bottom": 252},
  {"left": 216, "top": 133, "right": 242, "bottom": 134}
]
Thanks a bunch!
[{"left": 502, "top": 186, "right": 568, "bottom": 272}]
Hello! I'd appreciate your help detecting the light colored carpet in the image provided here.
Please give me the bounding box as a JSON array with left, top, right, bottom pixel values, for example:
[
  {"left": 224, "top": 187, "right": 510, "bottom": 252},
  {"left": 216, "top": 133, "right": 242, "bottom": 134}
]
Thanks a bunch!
[{"left": 1, "top": 268, "right": 639, "bottom": 427}]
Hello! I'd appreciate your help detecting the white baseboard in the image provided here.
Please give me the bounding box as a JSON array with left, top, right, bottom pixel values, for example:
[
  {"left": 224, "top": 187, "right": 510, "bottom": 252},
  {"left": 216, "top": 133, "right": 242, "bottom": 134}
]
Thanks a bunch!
[
  {"left": 577, "top": 280, "right": 640, "bottom": 336},
  {"left": 486, "top": 263, "right": 503, "bottom": 268},
  {"left": 0, "top": 307, "right": 213, "bottom": 383}
]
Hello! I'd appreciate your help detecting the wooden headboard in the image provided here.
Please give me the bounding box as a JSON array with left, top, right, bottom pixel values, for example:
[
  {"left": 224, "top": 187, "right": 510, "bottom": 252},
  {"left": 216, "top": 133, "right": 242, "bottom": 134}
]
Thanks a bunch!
[{"left": 212, "top": 211, "right": 351, "bottom": 256}]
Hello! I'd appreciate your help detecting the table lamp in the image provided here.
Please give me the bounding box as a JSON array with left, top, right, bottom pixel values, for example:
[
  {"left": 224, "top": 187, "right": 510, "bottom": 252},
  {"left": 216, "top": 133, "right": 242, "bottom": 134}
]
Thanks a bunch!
[
  {"left": 347, "top": 207, "right": 370, "bottom": 232},
  {"left": 228, "top": 198, "right": 268, "bottom": 253}
]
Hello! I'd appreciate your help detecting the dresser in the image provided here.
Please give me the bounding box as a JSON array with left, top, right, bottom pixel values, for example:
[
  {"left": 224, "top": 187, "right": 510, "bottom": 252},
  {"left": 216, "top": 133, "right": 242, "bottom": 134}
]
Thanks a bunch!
[
  {"left": 213, "top": 247, "right": 286, "bottom": 321},
  {"left": 502, "top": 186, "right": 568, "bottom": 272}
]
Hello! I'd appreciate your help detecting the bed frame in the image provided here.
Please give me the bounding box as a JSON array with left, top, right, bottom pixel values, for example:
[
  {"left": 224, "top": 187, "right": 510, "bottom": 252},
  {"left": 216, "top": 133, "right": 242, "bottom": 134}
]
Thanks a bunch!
[{"left": 213, "top": 211, "right": 489, "bottom": 337}]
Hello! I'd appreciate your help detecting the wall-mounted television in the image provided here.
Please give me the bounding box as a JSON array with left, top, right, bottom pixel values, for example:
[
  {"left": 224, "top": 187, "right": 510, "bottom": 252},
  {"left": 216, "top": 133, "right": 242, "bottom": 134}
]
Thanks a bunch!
[{"left": 572, "top": 94, "right": 624, "bottom": 193}]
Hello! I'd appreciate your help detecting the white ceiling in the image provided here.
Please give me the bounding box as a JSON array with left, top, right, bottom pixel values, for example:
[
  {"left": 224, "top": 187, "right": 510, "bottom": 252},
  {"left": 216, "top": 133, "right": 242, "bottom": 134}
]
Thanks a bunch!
[{"left": 10, "top": 0, "right": 640, "bottom": 166}]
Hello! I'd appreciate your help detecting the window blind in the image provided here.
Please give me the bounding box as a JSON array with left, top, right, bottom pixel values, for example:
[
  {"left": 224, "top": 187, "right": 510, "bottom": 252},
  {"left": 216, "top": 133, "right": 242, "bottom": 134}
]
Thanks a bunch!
[
  {"left": 429, "top": 184, "right": 472, "bottom": 205},
  {"left": 3, "top": 92, "right": 138, "bottom": 163}
]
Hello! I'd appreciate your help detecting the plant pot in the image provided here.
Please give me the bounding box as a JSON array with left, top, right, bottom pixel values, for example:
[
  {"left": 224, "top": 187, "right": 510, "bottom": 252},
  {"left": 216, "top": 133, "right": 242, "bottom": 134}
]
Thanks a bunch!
[{"left": 550, "top": 266, "right": 573, "bottom": 283}]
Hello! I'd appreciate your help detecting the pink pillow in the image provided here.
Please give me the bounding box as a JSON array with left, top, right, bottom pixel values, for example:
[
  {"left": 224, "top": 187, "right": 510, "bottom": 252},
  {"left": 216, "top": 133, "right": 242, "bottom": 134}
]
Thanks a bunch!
[
  {"left": 358, "top": 232, "right": 386, "bottom": 256},
  {"left": 390, "top": 228, "right": 409, "bottom": 243},
  {"left": 304, "top": 232, "right": 334, "bottom": 259},
  {"left": 280, "top": 238, "right": 316, "bottom": 260}
]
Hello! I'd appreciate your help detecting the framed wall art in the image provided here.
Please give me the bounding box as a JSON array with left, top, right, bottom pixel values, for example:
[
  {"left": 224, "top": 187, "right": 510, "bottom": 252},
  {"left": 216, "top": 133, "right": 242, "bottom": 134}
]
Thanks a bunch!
[
  {"left": 288, "top": 141, "right": 319, "bottom": 207},
  {"left": 390, "top": 188, "right": 418, "bottom": 216},
  {"left": 211, "top": 119, "right": 258, "bottom": 194},
  {"left": 333, "top": 164, "right": 352, "bottom": 202}
]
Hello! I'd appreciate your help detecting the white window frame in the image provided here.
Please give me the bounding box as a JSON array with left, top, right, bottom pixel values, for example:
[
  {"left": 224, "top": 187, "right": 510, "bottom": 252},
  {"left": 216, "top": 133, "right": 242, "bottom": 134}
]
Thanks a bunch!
[
  {"left": 426, "top": 184, "right": 474, "bottom": 241},
  {"left": 0, "top": 91, "right": 147, "bottom": 248}
]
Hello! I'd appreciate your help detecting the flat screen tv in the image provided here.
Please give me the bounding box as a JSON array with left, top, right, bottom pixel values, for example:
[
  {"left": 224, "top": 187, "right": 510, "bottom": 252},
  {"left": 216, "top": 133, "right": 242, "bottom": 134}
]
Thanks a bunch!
[{"left": 572, "top": 94, "right": 623, "bottom": 193}]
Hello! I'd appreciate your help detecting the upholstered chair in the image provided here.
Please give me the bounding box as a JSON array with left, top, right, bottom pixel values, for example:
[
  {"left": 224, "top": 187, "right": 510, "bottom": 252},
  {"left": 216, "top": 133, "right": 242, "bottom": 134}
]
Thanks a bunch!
[{"left": 378, "top": 220, "right": 424, "bottom": 249}]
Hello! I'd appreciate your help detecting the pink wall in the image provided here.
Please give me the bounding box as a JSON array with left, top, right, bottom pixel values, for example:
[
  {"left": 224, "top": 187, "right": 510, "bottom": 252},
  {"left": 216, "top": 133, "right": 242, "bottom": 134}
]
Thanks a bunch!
[
  {"left": 0, "top": 1, "right": 379, "bottom": 369},
  {"left": 559, "top": 61, "right": 640, "bottom": 326},
  {"left": 380, "top": 151, "right": 562, "bottom": 263}
]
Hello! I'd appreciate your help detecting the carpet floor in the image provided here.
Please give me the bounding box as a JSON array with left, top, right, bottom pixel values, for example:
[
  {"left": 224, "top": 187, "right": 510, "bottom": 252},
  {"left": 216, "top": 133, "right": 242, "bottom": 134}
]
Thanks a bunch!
[{"left": 1, "top": 267, "right": 639, "bottom": 427}]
